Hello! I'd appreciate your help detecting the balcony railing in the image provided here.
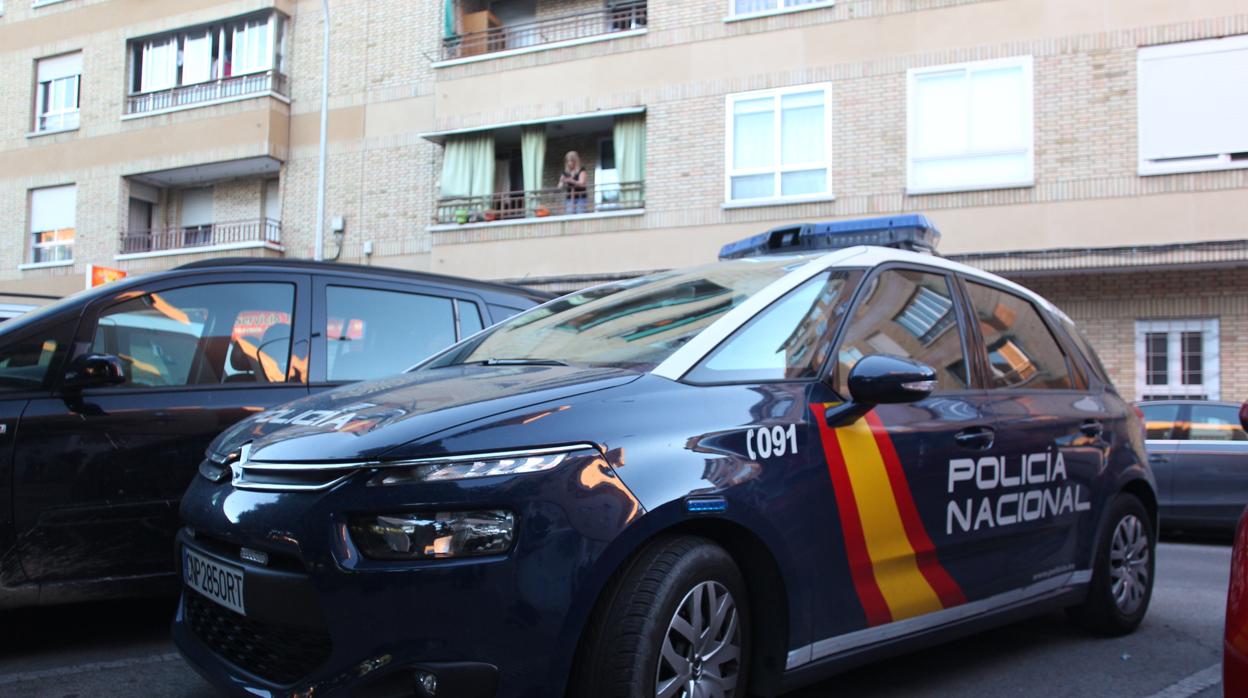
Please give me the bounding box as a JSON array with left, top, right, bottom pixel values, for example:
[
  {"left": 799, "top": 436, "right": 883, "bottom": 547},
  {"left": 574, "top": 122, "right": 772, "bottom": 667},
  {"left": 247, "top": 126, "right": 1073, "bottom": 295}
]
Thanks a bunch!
[
  {"left": 442, "top": 1, "right": 647, "bottom": 61},
  {"left": 120, "top": 218, "right": 281, "bottom": 254},
  {"left": 435, "top": 182, "right": 644, "bottom": 225},
  {"left": 125, "top": 70, "right": 288, "bottom": 115}
]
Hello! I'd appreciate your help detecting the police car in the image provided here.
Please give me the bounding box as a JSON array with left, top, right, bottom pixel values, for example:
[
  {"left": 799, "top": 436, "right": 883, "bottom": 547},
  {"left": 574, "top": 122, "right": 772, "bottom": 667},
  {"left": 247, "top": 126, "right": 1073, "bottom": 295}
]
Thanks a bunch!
[{"left": 173, "top": 215, "right": 1157, "bottom": 698}]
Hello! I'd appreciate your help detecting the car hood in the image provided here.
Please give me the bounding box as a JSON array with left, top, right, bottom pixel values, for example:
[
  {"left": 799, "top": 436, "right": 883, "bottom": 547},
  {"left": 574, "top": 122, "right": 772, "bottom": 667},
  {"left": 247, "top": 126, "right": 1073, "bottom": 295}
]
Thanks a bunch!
[{"left": 212, "top": 364, "right": 642, "bottom": 462}]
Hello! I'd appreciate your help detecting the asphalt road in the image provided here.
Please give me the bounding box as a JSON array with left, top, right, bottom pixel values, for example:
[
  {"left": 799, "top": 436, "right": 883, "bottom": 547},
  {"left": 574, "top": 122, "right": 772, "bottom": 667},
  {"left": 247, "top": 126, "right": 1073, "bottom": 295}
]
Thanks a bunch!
[{"left": 0, "top": 541, "right": 1231, "bottom": 698}]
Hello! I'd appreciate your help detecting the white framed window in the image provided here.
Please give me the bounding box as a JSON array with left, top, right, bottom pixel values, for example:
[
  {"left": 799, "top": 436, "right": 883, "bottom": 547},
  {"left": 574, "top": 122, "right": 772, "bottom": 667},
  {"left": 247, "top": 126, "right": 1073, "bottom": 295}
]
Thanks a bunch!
[
  {"left": 1137, "top": 35, "right": 1248, "bottom": 176},
  {"left": 1135, "top": 319, "right": 1220, "bottom": 401},
  {"left": 35, "top": 52, "right": 81, "bottom": 133},
  {"left": 906, "top": 56, "right": 1034, "bottom": 194},
  {"left": 130, "top": 12, "right": 283, "bottom": 94},
  {"left": 724, "top": 84, "right": 832, "bottom": 205},
  {"left": 29, "top": 185, "right": 76, "bottom": 265},
  {"left": 729, "top": 0, "right": 832, "bottom": 19}
]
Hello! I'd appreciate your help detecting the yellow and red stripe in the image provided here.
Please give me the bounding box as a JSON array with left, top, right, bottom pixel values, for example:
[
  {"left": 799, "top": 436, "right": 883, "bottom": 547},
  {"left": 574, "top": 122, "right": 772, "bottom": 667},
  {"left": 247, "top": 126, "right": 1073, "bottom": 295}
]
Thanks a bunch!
[{"left": 813, "top": 405, "right": 965, "bottom": 626}]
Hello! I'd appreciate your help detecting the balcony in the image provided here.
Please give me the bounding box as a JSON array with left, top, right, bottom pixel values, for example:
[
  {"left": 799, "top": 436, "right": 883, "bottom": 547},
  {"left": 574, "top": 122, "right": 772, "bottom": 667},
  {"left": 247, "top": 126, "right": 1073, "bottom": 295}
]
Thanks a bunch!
[
  {"left": 442, "top": 0, "right": 647, "bottom": 62},
  {"left": 436, "top": 182, "right": 644, "bottom": 225},
  {"left": 120, "top": 218, "right": 281, "bottom": 255},
  {"left": 126, "top": 70, "right": 288, "bottom": 116}
]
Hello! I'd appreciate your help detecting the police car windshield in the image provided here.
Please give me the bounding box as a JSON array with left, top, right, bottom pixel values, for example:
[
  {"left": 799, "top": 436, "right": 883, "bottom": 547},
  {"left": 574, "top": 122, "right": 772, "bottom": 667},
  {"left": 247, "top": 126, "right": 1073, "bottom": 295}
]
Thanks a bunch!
[{"left": 428, "top": 256, "right": 812, "bottom": 372}]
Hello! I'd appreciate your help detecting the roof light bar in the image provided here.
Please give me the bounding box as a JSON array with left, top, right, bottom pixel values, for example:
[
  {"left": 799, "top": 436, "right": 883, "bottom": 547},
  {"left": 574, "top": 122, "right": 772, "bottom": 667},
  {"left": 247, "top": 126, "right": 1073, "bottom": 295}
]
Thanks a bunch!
[{"left": 718, "top": 214, "right": 941, "bottom": 260}]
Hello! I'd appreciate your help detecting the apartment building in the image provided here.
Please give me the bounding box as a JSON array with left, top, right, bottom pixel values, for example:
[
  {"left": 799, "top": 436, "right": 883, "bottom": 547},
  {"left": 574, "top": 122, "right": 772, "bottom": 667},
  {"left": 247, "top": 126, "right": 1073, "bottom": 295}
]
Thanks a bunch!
[{"left": 0, "top": 0, "right": 1245, "bottom": 402}]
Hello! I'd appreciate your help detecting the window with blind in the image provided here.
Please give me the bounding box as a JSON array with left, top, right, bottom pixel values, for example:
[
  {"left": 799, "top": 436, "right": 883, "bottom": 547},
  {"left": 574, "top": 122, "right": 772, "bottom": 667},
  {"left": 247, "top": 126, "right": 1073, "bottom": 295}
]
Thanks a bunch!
[
  {"left": 35, "top": 52, "right": 81, "bottom": 133},
  {"left": 130, "top": 12, "right": 284, "bottom": 94},
  {"left": 730, "top": 0, "right": 829, "bottom": 17},
  {"left": 29, "top": 185, "right": 76, "bottom": 265},
  {"left": 725, "top": 84, "right": 831, "bottom": 204},
  {"left": 1135, "top": 319, "right": 1220, "bottom": 401},
  {"left": 1137, "top": 35, "right": 1248, "bottom": 176},
  {"left": 906, "top": 56, "right": 1034, "bottom": 194}
]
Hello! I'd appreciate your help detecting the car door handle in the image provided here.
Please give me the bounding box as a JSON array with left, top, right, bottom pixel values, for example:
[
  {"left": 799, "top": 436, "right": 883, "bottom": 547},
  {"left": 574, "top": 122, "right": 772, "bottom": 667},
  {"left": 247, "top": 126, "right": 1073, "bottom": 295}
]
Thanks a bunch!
[
  {"left": 955, "top": 426, "right": 995, "bottom": 450},
  {"left": 1080, "top": 420, "right": 1103, "bottom": 438}
]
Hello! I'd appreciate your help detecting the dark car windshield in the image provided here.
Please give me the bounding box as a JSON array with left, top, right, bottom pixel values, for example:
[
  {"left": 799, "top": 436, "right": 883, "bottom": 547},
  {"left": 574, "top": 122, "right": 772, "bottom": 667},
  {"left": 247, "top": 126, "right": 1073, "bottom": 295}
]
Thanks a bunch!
[{"left": 425, "top": 256, "right": 813, "bottom": 372}]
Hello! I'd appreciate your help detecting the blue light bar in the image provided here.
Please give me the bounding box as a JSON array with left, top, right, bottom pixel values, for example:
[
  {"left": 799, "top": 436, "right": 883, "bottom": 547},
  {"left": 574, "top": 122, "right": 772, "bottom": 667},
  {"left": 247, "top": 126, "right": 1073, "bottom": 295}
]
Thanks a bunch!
[{"left": 718, "top": 214, "right": 941, "bottom": 260}]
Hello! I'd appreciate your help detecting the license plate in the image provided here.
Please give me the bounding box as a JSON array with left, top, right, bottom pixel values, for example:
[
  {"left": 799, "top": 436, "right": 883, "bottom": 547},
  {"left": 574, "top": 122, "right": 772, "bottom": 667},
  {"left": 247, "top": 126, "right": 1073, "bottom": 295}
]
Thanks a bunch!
[{"left": 183, "top": 546, "right": 246, "bottom": 616}]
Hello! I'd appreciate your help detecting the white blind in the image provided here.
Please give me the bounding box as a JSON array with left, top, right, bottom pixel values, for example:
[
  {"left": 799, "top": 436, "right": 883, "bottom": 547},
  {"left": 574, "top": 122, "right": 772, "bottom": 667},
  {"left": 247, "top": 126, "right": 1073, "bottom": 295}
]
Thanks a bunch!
[
  {"left": 182, "top": 30, "right": 213, "bottom": 84},
  {"left": 140, "top": 37, "right": 177, "bottom": 92},
  {"left": 231, "top": 17, "right": 272, "bottom": 74},
  {"left": 180, "top": 188, "right": 214, "bottom": 227},
  {"left": 1138, "top": 35, "right": 1248, "bottom": 162},
  {"left": 37, "top": 52, "right": 82, "bottom": 83},
  {"left": 30, "top": 185, "right": 77, "bottom": 232}
]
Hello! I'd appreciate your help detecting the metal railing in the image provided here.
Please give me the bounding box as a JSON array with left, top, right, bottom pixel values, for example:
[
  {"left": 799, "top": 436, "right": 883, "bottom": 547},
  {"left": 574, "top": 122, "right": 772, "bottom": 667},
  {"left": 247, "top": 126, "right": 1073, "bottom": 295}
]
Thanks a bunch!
[
  {"left": 442, "top": 1, "right": 647, "bottom": 61},
  {"left": 120, "top": 218, "right": 281, "bottom": 254},
  {"left": 125, "top": 71, "right": 288, "bottom": 115},
  {"left": 435, "top": 181, "right": 644, "bottom": 225}
]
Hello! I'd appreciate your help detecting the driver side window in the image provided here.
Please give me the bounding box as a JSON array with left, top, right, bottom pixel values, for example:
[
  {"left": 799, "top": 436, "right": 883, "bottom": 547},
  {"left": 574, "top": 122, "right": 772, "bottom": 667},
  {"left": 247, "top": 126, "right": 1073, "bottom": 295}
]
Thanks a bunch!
[{"left": 835, "top": 269, "right": 969, "bottom": 395}]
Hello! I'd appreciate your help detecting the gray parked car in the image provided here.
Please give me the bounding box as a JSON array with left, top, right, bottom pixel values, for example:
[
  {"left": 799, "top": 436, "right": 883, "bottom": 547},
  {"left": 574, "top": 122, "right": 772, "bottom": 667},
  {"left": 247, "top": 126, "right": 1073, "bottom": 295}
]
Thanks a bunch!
[{"left": 1140, "top": 399, "right": 1248, "bottom": 531}]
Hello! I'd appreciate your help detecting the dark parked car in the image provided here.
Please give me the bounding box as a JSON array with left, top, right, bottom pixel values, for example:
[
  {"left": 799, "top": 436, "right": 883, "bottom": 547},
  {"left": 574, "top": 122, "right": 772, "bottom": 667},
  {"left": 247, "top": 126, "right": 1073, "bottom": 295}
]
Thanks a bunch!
[
  {"left": 1139, "top": 399, "right": 1248, "bottom": 531},
  {"left": 0, "top": 258, "right": 547, "bottom": 609},
  {"left": 174, "top": 217, "right": 1156, "bottom": 698}
]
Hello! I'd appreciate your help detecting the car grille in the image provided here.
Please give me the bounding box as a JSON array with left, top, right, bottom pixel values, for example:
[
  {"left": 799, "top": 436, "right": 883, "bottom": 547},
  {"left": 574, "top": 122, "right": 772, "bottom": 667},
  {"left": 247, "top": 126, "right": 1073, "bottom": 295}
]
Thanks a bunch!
[{"left": 185, "top": 592, "right": 332, "bottom": 685}]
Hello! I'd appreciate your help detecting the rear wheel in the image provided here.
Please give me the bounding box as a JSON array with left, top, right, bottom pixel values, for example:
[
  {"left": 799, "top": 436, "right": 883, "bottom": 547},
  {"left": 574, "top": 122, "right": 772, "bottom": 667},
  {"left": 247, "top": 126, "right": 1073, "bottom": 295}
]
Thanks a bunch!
[
  {"left": 1068, "top": 493, "right": 1155, "bottom": 635},
  {"left": 573, "top": 535, "right": 751, "bottom": 698}
]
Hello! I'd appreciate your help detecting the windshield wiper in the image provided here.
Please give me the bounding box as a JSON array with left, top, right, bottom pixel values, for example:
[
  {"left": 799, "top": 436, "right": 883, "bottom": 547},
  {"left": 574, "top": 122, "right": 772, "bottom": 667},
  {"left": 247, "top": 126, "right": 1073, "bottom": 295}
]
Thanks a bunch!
[{"left": 465, "top": 358, "right": 571, "bottom": 367}]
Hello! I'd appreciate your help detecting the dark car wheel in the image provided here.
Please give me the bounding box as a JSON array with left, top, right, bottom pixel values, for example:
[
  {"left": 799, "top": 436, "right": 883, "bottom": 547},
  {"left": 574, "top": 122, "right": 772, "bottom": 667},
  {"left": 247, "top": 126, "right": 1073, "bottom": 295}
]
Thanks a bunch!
[
  {"left": 572, "top": 535, "right": 751, "bottom": 698},
  {"left": 1068, "top": 493, "right": 1155, "bottom": 635}
]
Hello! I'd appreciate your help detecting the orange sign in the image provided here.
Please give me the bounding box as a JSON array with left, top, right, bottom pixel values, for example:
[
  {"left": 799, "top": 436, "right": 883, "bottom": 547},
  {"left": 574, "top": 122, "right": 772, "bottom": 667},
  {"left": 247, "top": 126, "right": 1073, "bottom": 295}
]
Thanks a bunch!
[{"left": 86, "top": 264, "right": 127, "bottom": 289}]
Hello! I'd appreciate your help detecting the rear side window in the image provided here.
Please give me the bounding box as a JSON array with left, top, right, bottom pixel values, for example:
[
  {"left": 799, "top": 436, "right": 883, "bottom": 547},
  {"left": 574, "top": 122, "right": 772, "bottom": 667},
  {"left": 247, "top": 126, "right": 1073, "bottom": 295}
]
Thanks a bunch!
[
  {"left": 687, "top": 272, "right": 852, "bottom": 383},
  {"left": 1189, "top": 404, "right": 1248, "bottom": 442},
  {"left": 0, "top": 320, "right": 75, "bottom": 393},
  {"left": 458, "top": 301, "right": 485, "bottom": 337},
  {"left": 326, "top": 287, "right": 455, "bottom": 382},
  {"left": 835, "top": 269, "right": 969, "bottom": 393},
  {"left": 92, "top": 283, "right": 295, "bottom": 388},
  {"left": 964, "top": 282, "right": 1072, "bottom": 390},
  {"left": 1139, "top": 403, "right": 1181, "bottom": 440}
]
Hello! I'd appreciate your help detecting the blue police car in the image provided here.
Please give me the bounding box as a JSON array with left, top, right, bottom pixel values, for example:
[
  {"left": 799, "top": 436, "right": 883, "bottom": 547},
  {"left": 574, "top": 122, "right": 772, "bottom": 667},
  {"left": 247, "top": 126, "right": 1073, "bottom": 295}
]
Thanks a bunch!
[{"left": 173, "top": 216, "right": 1157, "bottom": 698}]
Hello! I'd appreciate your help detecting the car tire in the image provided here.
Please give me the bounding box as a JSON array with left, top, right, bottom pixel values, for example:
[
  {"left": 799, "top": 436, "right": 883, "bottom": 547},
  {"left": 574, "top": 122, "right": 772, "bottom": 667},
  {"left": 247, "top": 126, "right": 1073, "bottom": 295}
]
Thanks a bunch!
[
  {"left": 571, "top": 535, "right": 751, "bottom": 698},
  {"left": 1067, "top": 493, "right": 1155, "bottom": 636}
]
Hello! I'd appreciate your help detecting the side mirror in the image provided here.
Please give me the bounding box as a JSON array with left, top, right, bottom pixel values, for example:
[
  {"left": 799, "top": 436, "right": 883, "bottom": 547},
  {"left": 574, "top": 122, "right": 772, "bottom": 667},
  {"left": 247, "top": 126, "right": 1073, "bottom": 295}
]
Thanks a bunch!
[
  {"left": 63, "top": 353, "right": 127, "bottom": 391},
  {"left": 825, "top": 355, "right": 937, "bottom": 426}
]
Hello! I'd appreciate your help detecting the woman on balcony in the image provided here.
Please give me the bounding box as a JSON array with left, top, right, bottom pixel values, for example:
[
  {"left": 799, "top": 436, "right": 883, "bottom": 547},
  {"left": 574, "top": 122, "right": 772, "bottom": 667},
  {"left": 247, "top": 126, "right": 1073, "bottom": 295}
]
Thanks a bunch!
[{"left": 559, "top": 151, "right": 590, "bottom": 215}]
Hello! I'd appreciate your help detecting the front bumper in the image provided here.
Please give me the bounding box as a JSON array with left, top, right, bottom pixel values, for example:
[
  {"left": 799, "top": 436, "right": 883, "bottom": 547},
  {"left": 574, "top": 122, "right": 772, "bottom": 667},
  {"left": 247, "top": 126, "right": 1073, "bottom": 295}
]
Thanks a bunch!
[{"left": 171, "top": 451, "right": 640, "bottom": 698}]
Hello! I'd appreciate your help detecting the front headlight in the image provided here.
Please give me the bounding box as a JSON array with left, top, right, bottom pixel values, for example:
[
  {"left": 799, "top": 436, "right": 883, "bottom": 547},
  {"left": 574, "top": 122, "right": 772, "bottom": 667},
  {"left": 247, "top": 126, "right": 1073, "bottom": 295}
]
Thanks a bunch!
[
  {"left": 367, "top": 445, "right": 596, "bottom": 485},
  {"left": 349, "top": 510, "right": 515, "bottom": 560}
]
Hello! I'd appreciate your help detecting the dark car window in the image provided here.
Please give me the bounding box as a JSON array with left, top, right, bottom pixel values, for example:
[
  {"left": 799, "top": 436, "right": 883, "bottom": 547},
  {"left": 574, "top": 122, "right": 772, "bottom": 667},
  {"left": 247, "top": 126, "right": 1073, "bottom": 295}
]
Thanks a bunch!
[
  {"left": 965, "top": 282, "right": 1072, "bottom": 390},
  {"left": 835, "top": 269, "right": 969, "bottom": 393},
  {"left": 687, "top": 272, "right": 852, "bottom": 383},
  {"left": 0, "top": 320, "right": 75, "bottom": 393},
  {"left": 459, "top": 300, "right": 485, "bottom": 337},
  {"left": 92, "top": 283, "right": 296, "bottom": 388},
  {"left": 1140, "top": 403, "right": 1182, "bottom": 440},
  {"left": 1059, "top": 316, "right": 1110, "bottom": 384},
  {"left": 1189, "top": 404, "right": 1248, "bottom": 442},
  {"left": 326, "top": 286, "right": 456, "bottom": 382}
]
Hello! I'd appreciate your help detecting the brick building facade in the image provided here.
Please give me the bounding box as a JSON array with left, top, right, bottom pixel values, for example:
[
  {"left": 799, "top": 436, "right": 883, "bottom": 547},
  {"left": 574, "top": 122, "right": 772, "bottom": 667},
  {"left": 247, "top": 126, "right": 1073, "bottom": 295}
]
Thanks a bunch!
[{"left": 0, "top": 0, "right": 1245, "bottom": 402}]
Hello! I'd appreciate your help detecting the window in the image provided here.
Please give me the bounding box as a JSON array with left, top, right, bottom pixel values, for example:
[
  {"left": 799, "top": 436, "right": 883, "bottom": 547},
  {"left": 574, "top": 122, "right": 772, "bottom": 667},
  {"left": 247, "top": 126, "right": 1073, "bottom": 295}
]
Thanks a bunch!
[
  {"left": 835, "top": 270, "right": 969, "bottom": 393},
  {"left": 29, "top": 185, "right": 76, "bottom": 264},
  {"left": 1137, "top": 35, "right": 1248, "bottom": 175},
  {"left": 35, "top": 52, "right": 81, "bottom": 133},
  {"left": 688, "top": 272, "right": 852, "bottom": 383},
  {"left": 325, "top": 287, "right": 457, "bottom": 382},
  {"left": 726, "top": 85, "right": 831, "bottom": 203},
  {"left": 0, "top": 321, "right": 74, "bottom": 393},
  {"left": 1189, "top": 404, "right": 1248, "bottom": 442},
  {"left": 130, "top": 12, "right": 283, "bottom": 94},
  {"left": 907, "top": 56, "right": 1034, "bottom": 194},
  {"left": 180, "top": 187, "right": 214, "bottom": 246},
  {"left": 458, "top": 300, "right": 485, "bottom": 338},
  {"left": 1139, "top": 403, "right": 1181, "bottom": 441},
  {"left": 1135, "top": 319, "right": 1220, "bottom": 401},
  {"left": 731, "top": 0, "right": 828, "bottom": 17},
  {"left": 965, "top": 282, "right": 1072, "bottom": 390},
  {"left": 91, "top": 283, "right": 295, "bottom": 388}
]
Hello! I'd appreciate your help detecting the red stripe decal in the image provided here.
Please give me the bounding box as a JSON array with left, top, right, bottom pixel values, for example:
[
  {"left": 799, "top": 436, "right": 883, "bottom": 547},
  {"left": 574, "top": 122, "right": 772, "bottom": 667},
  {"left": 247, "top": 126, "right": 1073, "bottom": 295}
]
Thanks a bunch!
[
  {"left": 864, "top": 410, "right": 966, "bottom": 608},
  {"left": 812, "top": 404, "right": 892, "bottom": 626}
]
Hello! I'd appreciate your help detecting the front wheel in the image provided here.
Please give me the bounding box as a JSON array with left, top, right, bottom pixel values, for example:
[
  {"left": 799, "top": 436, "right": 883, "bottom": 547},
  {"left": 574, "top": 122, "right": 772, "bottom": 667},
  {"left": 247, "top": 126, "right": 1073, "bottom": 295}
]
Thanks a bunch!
[
  {"left": 572, "top": 535, "right": 751, "bottom": 698},
  {"left": 1067, "top": 493, "right": 1155, "bottom": 635}
]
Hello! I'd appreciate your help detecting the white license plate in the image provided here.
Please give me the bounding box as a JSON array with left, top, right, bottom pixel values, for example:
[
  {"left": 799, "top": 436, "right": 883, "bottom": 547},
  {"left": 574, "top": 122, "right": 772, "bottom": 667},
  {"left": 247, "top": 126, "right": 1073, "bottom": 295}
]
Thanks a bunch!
[{"left": 183, "top": 546, "right": 246, "bottom": 616}]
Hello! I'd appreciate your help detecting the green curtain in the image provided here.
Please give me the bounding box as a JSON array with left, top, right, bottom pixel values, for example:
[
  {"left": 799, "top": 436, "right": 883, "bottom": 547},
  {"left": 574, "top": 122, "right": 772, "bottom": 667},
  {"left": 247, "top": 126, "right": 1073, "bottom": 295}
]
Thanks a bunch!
[
  {"left": 440, "top": 133, "right": 495, "bottom": 203},
  {"left": 613, "top": 114, "right": 646, "bottom": 206},
  {"left": 521, "top": 125, "right": 547, "bottom": 214},
  {"left": 444, "top": 0, "right": 456, "bottom": 39}
]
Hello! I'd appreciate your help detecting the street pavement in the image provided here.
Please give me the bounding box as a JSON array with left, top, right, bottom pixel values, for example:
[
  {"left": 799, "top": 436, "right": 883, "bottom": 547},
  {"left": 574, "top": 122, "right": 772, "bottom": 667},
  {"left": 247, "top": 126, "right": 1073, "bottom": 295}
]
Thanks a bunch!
[{"left": 0, "top": 540, "right": 1231, "bottom": 698}]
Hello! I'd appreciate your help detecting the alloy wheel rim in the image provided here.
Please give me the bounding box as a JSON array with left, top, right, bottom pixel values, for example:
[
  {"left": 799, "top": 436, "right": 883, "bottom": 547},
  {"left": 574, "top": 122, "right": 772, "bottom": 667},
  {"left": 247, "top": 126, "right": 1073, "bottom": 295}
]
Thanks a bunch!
[
  {"left": 1109, "top": 513, "right": 1150, "bottom": 615},
  {"left": 655, "top": 580, "right": 742, "bottom": 698}
]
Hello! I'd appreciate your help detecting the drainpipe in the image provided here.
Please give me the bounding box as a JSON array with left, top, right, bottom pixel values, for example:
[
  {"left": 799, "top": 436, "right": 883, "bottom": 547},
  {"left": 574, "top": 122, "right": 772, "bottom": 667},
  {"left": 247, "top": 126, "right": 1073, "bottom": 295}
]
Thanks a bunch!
[{"left": 313, "top": 0, "right": 330, "bottom": 261}]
